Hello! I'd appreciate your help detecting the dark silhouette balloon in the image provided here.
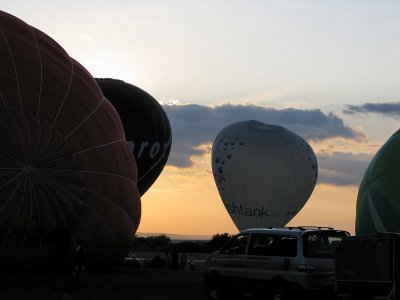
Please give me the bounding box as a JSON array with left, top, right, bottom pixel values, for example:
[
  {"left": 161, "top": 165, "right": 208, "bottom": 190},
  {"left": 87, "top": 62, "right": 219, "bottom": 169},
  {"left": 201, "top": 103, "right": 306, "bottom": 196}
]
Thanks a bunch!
[
  {"left": 0, "top": 11, "right": 141, "bottom": 267},
  {"left": 95, "top": 78, "right": 172, "bottom": 195}
]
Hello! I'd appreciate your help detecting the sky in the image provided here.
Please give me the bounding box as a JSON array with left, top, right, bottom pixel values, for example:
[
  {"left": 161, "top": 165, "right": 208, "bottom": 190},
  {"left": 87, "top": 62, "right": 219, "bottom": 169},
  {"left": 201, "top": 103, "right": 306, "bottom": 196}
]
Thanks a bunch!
[{"left": 2, "top": 0, "right": 400, "bottom": 236}]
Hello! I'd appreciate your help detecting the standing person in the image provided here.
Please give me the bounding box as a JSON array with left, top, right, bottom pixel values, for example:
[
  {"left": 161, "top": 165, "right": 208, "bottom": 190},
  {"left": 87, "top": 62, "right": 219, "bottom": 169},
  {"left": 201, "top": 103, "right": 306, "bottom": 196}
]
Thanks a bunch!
[
  {"left": 189, "top": 253, "right": 196, "bottom": 271},
  {"left": 179, "top": 252, "right": 187, "bottom": 270},
  {"left": 73, "top": 240, "right": 86, "bottom": 275},
  {"left": 171, "top": 250, "right": 179, "bottom": 270}
]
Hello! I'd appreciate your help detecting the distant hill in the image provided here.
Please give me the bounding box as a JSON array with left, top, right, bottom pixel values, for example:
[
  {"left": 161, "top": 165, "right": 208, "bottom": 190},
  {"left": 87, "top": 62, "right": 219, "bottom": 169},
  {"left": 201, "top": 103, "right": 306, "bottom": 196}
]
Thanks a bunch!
[{"left": 136, "top": 232, "right": 212, "bottom": 241}]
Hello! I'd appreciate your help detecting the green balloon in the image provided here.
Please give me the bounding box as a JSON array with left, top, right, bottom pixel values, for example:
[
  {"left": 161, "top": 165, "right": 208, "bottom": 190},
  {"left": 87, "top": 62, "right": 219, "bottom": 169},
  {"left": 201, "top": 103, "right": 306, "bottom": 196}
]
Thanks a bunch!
[{"left": 356, "top": 129, "right": 400, "bottom": 235}]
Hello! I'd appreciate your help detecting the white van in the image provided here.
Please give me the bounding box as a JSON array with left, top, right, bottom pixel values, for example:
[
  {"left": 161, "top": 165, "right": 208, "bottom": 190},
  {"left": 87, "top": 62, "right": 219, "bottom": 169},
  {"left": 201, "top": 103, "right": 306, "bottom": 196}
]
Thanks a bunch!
[{"left": 203, "top": 226, "right": 349, "bottom": 300}]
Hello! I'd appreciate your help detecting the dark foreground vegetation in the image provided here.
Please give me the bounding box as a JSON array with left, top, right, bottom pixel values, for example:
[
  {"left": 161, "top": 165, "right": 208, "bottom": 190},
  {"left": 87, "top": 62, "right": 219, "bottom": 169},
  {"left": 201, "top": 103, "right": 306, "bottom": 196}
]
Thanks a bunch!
[{"left": 132, "top": 233, "right": 234, "bottom": 253}]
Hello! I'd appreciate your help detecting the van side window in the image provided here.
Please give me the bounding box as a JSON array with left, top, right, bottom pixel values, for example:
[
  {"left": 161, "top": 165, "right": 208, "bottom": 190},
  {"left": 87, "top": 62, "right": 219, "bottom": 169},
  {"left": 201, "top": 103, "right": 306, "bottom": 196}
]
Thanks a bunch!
[
  {"left": 248, "top": 234, "right": 297, "bottom": 257},
  {"left": 248, "top": 234, "right": 274, "bottom": 256},
  {"left": 221, "top": 234, "right": 250, "bottom": 255},
  {"left": 303, "top": 233, "right": 345, "bottom": 258}
]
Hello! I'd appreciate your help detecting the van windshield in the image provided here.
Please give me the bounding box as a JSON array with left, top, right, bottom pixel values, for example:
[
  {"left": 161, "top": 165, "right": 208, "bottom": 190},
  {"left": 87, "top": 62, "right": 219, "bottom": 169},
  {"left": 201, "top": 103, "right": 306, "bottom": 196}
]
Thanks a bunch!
[{"left": 303, "top": 231, "right": 347, "bottom": 258}]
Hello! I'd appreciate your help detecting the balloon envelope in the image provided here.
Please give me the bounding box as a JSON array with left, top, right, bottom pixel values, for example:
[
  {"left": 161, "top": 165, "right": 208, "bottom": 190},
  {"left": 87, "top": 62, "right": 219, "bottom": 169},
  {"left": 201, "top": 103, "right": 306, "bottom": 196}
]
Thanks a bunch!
[
  {"left": 0, "top": 11, "right": 141, "bottom": 267},
  {"left": 356, "top": 129, "right": 400, "bottom": 235},
  {"left": 95, "top": 78, "right": 172, "bottom": 195},
  {"left": 212, "top": 120, "right": 318, "bottom": 231}
]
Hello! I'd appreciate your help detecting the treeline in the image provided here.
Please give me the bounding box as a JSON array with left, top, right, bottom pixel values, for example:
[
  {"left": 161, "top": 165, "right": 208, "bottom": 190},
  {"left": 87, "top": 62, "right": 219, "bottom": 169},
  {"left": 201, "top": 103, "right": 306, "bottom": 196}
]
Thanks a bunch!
[{"left": 132, "top": 233, "right": 235, "bottom": 253}]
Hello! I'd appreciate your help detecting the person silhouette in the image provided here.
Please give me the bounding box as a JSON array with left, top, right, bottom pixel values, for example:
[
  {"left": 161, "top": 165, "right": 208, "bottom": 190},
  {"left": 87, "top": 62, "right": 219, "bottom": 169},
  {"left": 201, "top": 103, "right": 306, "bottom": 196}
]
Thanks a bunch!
[
  {"left": 73, "top": 240, "right": 86, "bottom": 275},
  {"left": 179, "top": 253, "right": 187, "bottom": 270},
  {"left": 189, "top": 253, "right": 196, "bottom": 271},
  {"left": 171, "top": 250, "right": 179, "bottom": 270}
]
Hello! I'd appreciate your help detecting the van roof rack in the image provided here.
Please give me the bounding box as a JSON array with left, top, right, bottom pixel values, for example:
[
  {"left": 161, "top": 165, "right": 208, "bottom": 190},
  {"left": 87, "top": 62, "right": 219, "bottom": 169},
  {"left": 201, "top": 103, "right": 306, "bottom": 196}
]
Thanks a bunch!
[
  {"left": 256, "top": 226, "right": 336, "bottom": 231},
  {"left": 287, "top": 226, "right": 335, "bottom": 231}
]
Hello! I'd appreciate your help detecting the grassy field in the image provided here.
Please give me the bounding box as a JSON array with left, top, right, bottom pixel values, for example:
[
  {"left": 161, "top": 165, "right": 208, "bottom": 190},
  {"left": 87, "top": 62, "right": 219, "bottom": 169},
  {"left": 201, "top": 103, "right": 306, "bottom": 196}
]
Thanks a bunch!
[
  {"left": 0, "top": 250, "right": 214, "bottom": 299},
  {"left": 0, "top": 263, "right": 337, "bottom": 300},
  {"left": 0, "top": 252, "right": 334, "bottom": 299},
  {"left": 0, "top": 266, "right": 209, "bottom": 300}
]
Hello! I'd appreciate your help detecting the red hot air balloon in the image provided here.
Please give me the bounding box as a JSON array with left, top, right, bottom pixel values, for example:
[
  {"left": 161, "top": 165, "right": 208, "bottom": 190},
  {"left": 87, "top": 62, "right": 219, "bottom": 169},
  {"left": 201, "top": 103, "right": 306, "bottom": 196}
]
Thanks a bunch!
[
  {"left": 96, "top": 78, "right": 172, "bottom": 195},
  {"left": 0, "top": 11, "right": 141, "bottom": 267}
]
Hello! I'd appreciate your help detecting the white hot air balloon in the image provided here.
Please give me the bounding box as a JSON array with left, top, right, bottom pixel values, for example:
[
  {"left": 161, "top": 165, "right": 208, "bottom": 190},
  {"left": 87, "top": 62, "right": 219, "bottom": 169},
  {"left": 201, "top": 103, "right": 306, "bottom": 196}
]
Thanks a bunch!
[{"left": 212, "top": 120, "right": 318, "bottom": 230}]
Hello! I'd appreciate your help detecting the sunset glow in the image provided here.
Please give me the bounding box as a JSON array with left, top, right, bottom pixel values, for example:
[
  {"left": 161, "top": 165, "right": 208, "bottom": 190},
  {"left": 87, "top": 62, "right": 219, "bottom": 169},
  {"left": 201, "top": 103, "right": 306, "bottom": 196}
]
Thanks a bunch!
[{"left": 3, "top": 0, "right": 400, "bottom": 237}]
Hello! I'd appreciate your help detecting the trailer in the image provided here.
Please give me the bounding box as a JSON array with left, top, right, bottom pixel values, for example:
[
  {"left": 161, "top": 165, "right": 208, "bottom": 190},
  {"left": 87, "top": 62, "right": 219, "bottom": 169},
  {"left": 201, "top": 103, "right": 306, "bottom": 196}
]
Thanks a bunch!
[{"left": 335, "top": 233, "right": 400, "bottom": 300}]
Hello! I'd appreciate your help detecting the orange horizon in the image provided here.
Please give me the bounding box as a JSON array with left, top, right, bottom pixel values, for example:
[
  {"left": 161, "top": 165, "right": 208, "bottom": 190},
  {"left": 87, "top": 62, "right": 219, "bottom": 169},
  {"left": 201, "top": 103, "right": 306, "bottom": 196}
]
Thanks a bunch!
[{"left": 138, "top": 162, "right": 358, "bottom": 237}]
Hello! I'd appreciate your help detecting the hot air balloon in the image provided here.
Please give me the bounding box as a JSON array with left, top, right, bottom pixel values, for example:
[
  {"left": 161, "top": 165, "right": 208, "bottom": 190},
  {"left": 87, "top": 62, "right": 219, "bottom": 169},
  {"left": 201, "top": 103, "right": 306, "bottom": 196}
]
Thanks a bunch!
[
  {"left": 356, "top": 129, "right": 400, "bottom": 235},
  {"left": 0, "top": 11, "right": 141, "bottom": 267},
  {"left": 95, "top": 78, "right": 172, "bottom": 195},
  {"left": 211, "top": 120, "right": 318, "bottom": 231}
]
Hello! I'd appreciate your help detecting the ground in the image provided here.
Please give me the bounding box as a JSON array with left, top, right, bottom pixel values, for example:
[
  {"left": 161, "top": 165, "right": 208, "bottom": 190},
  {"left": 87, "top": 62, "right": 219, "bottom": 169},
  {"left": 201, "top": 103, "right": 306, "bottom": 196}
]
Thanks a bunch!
[
  {"left": 0, "top": 266, "right": 208, "bottom": 300},
  {"left": 0, "top": 253, "right": 336, "bottom": 299}
]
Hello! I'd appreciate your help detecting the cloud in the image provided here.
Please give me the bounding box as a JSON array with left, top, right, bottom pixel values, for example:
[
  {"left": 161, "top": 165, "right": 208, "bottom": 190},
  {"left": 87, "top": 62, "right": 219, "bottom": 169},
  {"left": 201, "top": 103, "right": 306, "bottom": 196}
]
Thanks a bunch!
[
  {"left": 317, "top": 152, "right": 372, "bottom": 187},
  {"left": 163, "top": 103, "right": 365, "bottom": 168},
  {"left": 343, "top": 101, "right": 400, "bottom": 118}
]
